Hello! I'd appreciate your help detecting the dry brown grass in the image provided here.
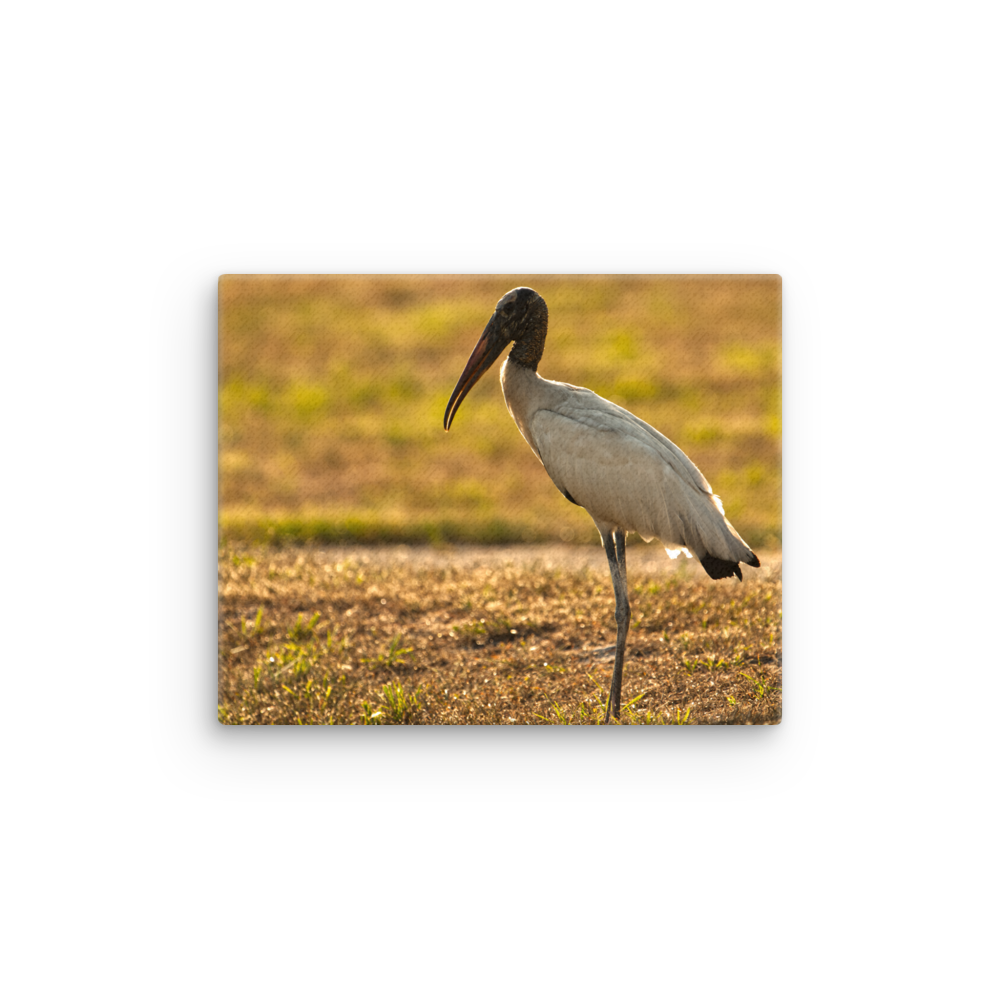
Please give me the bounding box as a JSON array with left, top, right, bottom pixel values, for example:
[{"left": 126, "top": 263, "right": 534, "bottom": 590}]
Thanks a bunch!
[{"left": 218, "top": 544, "right": 781, "bottom": 725}]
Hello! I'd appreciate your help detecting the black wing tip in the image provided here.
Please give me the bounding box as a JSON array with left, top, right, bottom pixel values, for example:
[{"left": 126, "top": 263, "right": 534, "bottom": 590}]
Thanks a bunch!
[
  {"left": 747, "top": 551, "right": 761, "bottom": 568},
  {"left": 700, "top": 555, "right": 740, "bottom": 580},
  {"left": 700, "top": 553, "right": 759, "bottom": 581}
]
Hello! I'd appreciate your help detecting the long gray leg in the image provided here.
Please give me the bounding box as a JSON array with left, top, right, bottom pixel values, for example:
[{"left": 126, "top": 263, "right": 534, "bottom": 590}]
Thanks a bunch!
[{"left": 602, "top": 528, "right": 631, "bottom": 723}]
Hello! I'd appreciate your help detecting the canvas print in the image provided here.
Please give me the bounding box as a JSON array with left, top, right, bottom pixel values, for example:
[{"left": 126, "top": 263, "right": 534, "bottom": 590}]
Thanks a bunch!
[{"left": 218, "top": 276, "right": 781, "bottom": 724}]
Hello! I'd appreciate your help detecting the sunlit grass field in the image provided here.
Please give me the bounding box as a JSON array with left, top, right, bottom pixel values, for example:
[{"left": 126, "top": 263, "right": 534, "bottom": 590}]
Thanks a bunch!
[
  {"left": 219, "top": 275, "right": 781, "bottom": 724},
  {"left": 218, "top": 546, "right": 781, "bottom": 725},
  {"left": 219, "top": 275, "right": 781, "bottom": 548}
]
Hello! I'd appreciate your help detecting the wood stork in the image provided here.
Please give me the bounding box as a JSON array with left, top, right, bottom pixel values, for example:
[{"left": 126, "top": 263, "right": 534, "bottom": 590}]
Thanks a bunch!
[{"left": 444, "top": 287, "right": 760, "bottom": 723}]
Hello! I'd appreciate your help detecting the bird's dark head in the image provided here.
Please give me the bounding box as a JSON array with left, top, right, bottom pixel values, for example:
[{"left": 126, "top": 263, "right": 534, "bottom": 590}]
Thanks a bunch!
[
  {"left": 492, "top": 286, "right": 547, "bottom": 338},
  {"left": 444, "top": 287, "right": 548, "bottom": 430}
]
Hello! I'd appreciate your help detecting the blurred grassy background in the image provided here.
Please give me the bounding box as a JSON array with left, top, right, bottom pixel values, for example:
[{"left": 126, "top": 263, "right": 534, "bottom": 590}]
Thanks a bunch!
[{"left": 219, "top": 275, "right": 781, "bottom": 548}]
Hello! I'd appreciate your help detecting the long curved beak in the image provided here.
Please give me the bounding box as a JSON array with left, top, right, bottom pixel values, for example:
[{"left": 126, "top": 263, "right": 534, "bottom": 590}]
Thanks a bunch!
[{"left": 443, "top": 316, "right": 507, "bottom": 430}]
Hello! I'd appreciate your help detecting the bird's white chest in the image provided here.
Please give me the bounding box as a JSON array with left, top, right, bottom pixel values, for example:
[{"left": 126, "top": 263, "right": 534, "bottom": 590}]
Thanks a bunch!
[
  {"left": 499, "top": 358, "right": 543, "bottom": 458},
  {"left": 499, "top": 357, "right": 581, "bottom": 462}
]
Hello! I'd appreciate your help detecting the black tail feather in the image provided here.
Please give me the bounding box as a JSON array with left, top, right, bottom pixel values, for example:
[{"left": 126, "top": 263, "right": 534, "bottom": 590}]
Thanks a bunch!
[{"left": 700, "top": 552, "right": 759, "bottom": 581}]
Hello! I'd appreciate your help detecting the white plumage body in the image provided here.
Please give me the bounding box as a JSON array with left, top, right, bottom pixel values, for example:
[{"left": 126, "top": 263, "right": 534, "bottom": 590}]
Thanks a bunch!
[{"left": 499, "top": 358, "right": 756, "bottom": 567}]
